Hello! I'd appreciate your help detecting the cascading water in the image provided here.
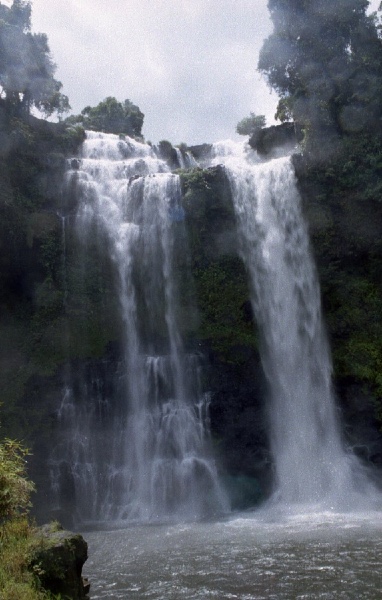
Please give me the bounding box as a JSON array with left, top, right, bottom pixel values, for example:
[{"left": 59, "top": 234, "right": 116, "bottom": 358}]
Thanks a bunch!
[
  {"left": 50, "top": 132, "right": 228, "bottom": 524},
  {"left": 210, "top": 141, "right": 379, "bottom": 511}
]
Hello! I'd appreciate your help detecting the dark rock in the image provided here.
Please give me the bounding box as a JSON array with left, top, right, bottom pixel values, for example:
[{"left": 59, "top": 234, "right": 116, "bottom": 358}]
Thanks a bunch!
[
  {"left": 188, "top": 143, "right": 213, "bottom": 163},
  {"left": 209, "top": 355, "right": 272, "bottom": 502},
  {"left": 27, "top": 113, "right": 66, "bottom": 136},
  {"left": 30, "top": 523, "right": 89, "bottom": 599},
  {"left": 249, "top": 123, "right": 301, "bottom": 156},
  {"left": 339, "top": 383, "right": 382, "bottom": 467},
  {"left": 83, "top": 577, "right": 91, "bottom": 595},
  {"left": 156, "top": 139, "right": 179, "bottom": 169}
]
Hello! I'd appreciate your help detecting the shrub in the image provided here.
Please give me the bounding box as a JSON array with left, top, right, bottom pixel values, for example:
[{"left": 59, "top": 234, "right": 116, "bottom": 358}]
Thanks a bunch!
[{"left": 0, "top": 439, "right": 35, "bottom": 524}]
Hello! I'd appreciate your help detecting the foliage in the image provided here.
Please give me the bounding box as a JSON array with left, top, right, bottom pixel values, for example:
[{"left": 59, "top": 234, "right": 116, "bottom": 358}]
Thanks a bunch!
[
  {"left": 182, "top": 166, "right": 233, "bottom": 267},
  {"left": 296, "top": 130, "right": 382, "bottom": 427},
  {"left": 53, "top": 126, "right": 85, "bottom": 154},
  {"left": 0, "top": 1, "right": 70, "bottom": 118},
  {"left": 236, "top": 113, "right": 266, "bottom": 136},
  {"left": 299, "top": 132, "right": 382, "bottom": 200},
  {"left": 181, "top": 167, "right": 258, "bottom": 363},
  {"left": 0, "top": 438, "right": 34, "bottom": 523},
  {"left": 72, "top": 96, "right": 144, "bottom": 137},
  {"left": 259, "top": 0, "right": 382, "bottom": 150},
  {"left": 0, "top": 518, "right": 61, "bottom": 599},
  {"left": 193, "top": 258, "right": 259, "bottom": 363},
  {"left": 157, "top": 139, "right": 174, "bottom": 158},
  {"left": 0, "top": 426, "right": 78, "bottom": 598},
  {"left": 274, "top": 97, "right": 293, "bottom": 123}
]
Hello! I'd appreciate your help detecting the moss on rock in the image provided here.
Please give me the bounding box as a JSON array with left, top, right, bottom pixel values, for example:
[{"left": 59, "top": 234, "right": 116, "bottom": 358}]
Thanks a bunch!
[
  {"left": 30, "top": 523, "right": 89, "bottom": 599},
  {"left": 181, "top": 165, "right": 259, "bottom": 363}
]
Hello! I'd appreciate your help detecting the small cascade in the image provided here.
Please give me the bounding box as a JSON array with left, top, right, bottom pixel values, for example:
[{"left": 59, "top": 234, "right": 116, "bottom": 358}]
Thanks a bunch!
[
  {"left": 51, "top": 131, "right": 227, "bottom": 524},
  {"left": 175, "top": 147, "right": 198, "bottom": 169},
  {"left": 175, "top": 148, "right": 186, "bottom": 169},
  {"left": 210, "top": 141, "right": 379, "bottom": 511}
]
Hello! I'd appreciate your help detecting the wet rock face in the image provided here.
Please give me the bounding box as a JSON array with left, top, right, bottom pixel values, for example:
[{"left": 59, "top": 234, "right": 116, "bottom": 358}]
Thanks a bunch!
[
  {"left": 208, "top": 354, "right": 272, "bottom": 501},
  {"left": 249, "top": 123, "right": 300, "bottom": 156},
  {"left": 30, "top": 523, "right": 89, "bottom": 599},
  {"left": 339, "top": 383, "right": 382, "bottom": 467},
  {"left": 188, "top": 143, "right": 213, "bottom": 164}
]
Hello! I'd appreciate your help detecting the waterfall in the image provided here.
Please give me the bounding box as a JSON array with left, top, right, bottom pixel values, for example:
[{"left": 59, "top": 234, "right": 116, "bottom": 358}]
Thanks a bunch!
[
  {"left": 211, "top": 141, "right": 379, "bottom": 511},
  {"left": 175, "top": 147, "right": 198, "bottom": 169},
  {"left": 51, "top": 132, "right": 228, "bottom": 524}
]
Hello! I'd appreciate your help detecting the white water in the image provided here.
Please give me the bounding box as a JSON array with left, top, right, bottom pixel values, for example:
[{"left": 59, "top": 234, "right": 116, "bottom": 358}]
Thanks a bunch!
[
  {"left": 210, "top": 141, "right": 380, "bottom": 512},
  {"left": 50, "top": 132, "right": 227, "bottom": 524}
]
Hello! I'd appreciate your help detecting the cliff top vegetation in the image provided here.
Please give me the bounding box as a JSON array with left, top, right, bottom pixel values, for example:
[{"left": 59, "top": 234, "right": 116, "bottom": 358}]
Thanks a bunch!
[
  {"left": 0, "top": 0, "right": 69, "bottom": 120},
  {"left": 259, "top": 0, "right": 382, "bottom": 156}
]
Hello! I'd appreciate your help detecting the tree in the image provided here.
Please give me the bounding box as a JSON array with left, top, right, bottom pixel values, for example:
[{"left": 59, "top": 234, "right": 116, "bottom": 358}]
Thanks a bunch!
[
  {"left": 258, "top": 0, "right": 382, "bottom": 149},
  {"left": 80, "top": 96, "right": 144, "bottom": 137},
  {"left": 236, "top": 113, "right": 266, "bottom": 136},
  {"left": 0, "top": 0, "right": 70, "bottom": 118}
]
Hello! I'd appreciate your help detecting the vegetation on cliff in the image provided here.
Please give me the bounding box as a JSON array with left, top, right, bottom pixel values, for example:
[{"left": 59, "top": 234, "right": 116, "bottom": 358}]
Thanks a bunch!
[
  {"left": 259, "top": 0, "right": 382, "bottom": 153},
  {"left": 0, "top": 435, "right": 39, "bottom": 598},
  {"left": 66, "top": 96, "right": 144, "bottom": 138},
  {"left": 236, "top": 113, "right": 266, "bottom": 137},
  {"left": 181, "top": 166, "right": 259, "bottom": 364},
  {"left": 0, "top": 116, "right": 86, "bottom": 437},
  {"left": 0, "top": 433, "right": 85, "bottom": 599},
  {"left": 295, "top": 135, "right": 382, "bottom": 434}
]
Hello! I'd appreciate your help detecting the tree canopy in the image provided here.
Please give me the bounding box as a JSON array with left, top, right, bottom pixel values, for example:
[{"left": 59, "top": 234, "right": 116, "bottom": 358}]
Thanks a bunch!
[
  {"left": 77, "top": 96, "right": 144, "bottom": 137},
  {"left": 0, "top": 0, "right": 70, "bottom": 118},
  {"left": 259, "top": 0, "right": 382, "bottom": 150},
  {"left": 236, "top": 113, "right": 266, "bottom": 136}
]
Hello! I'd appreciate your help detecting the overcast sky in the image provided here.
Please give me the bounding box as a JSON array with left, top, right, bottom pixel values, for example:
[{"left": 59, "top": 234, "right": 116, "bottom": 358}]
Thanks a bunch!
[
  {"left": 24, "top": 0, "right": 275, "bottom": 144},
  {"left": 16, "top": 0, "right": 381, "bottom": 145}
]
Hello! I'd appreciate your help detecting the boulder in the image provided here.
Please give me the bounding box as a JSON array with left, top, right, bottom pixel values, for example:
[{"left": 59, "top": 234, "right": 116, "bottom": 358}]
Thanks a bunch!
[
  {"left": 249, "top": 122, "right": 300, "bottom": 156},
  {"left": 30, "top": 523, "right": 89, "bottom": 599}
]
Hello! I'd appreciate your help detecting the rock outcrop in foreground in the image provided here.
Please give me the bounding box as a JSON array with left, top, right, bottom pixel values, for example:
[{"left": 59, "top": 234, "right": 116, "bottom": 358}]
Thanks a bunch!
[{"left": 30, "top": 523, "right": 89, "bottom": 599}]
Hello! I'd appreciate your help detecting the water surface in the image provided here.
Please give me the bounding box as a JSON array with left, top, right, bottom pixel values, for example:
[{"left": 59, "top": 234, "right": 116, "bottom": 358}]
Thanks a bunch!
[{"left": 83, "top": 511, "right": 382, "bottom": 599}]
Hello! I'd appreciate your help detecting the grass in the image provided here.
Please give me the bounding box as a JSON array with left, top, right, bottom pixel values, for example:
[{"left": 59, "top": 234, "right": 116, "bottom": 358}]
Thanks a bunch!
[{"left": 0, "top": 518, "right": 58, "bottom": 600}]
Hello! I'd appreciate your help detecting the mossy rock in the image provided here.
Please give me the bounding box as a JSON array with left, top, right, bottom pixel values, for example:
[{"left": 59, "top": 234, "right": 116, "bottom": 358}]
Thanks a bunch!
[
  {"left": 181, "top": 166, "right": 258, "bottom": 362},
  {"left": 30, "top": 523, "right": 89, "bottom": 600}
]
